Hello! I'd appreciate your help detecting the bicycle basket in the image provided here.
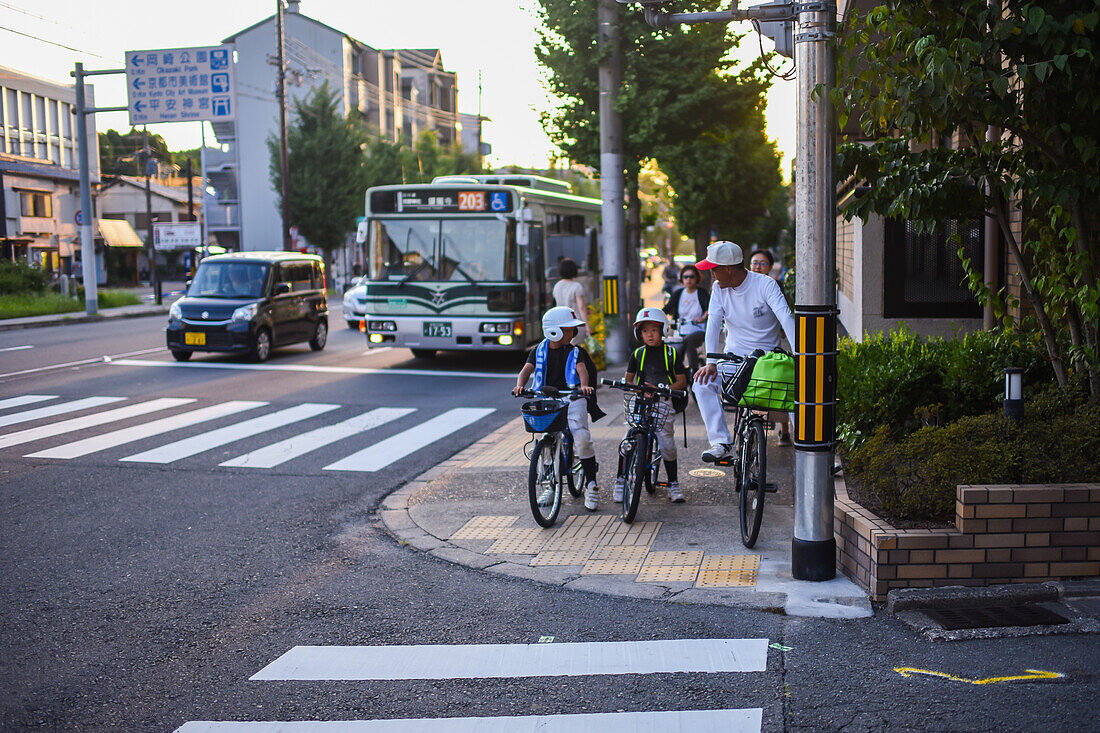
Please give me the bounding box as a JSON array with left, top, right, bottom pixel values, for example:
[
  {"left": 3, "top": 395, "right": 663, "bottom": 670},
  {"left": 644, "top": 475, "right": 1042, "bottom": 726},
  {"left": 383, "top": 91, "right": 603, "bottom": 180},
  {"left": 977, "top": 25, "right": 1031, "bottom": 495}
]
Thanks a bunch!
[
  {"left": 738, "top": 377, "right": 795, "bottom": 411},
  {"left": 719, "top": 357, "right": 755, "bottom": 408},
  {"left": 521, "top": 398, "right": 569, "bottom": 433},
  {"left": 624, "top": 393, "right": 671, "bottom": 431}
]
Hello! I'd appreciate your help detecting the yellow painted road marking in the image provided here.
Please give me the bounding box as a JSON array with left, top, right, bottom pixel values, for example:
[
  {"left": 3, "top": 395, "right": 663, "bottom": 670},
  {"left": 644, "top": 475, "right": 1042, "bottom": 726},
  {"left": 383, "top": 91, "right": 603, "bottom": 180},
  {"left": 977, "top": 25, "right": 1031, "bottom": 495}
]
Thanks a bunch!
[{"left": 894, "top": 667, "right": 1065, "bottom": 685}]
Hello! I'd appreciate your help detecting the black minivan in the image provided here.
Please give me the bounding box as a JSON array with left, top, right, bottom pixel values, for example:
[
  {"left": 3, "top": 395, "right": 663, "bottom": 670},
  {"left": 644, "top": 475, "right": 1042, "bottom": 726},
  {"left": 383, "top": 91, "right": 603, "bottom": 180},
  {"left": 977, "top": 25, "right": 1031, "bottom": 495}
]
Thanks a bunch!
[{"left": 166, "top": 252, "right": 328, "bottom": 362}]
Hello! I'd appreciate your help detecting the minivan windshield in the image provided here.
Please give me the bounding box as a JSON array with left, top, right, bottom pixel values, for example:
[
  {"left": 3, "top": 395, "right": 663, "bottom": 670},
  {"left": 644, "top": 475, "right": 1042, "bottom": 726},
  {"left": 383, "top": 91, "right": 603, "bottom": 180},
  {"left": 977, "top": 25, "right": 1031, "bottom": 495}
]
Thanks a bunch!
[{"left": 189, "top": 262, "right": 269, "bottom": 299}]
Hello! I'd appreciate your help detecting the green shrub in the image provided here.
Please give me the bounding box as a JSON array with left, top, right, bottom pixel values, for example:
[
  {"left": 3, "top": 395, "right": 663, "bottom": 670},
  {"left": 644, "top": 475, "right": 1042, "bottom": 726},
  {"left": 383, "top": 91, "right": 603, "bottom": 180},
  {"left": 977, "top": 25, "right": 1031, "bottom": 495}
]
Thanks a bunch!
[
  {"left": 837, "top": 325, "right": 1052, "bottom": 450},
  {"left": 844, "top": 379, "right": 1100, "bottom": 523},
  {"left": 0, "top": 260, "right": 50, "bottom": 294},
  {"left": 97, "top": 290, "right": 142, "bottom": 308},
  {"left": 0, "top": 289, "right": 142, "bottom": 319}
]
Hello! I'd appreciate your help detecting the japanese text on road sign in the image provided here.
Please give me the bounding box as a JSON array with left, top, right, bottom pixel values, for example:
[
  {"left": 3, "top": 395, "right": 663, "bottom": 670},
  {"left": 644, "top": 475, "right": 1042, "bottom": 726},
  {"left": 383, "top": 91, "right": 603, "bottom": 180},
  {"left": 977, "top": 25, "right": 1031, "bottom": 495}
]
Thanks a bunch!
[{"left": 126, "top": 45, "right": 236, "bottom": 125}]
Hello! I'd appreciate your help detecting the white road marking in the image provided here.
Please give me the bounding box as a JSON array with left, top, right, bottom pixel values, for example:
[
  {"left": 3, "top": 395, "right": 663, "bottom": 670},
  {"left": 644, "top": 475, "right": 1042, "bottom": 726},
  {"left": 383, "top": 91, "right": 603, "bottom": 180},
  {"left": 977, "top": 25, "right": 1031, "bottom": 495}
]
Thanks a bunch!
[
  {"left": 119, "top": 403, "right": 339, "bottom": 464},
  {"left": 221, "top": 407, "right": 414, "bottom": 468},
  {"left": 361, "top": 347, "right": 392, "bottom": 355},
  {"left": 251, "top": 638, "right": 769, "bottom": 680},
  {"left": 110, "top": 359, "right": 513, "bottom": 379},
  {"left": 0, "top": 398, "right": 194, "bottom": 450},
  {"left": 0, "top": 345, "right": 33, "bottom": 352},
  {"left": 0, "top": 396, "right": 126, "bottom": 429},
  {"left": 26, "top": 401, "right": 266, "bottom": 459},
  {"left": 0, "top": 394, "right": 57, "bottom": 411},
  {"left": 174, "top": 708, "right": 763, "bottom": 732},
  {"left": 0, "top": 346, "right": 164, "bottom": 379},
  {"left": 323, "top": 407, "right": 494, "bottom": 472}
]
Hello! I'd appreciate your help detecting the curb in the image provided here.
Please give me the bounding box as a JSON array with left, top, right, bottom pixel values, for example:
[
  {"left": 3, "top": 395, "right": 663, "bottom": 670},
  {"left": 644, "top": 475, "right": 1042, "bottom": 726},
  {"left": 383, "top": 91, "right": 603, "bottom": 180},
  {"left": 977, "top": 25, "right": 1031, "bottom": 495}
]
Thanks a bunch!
[
  {"left": 0, "top": 307, "right": 170, "bottom": 332},
  {"left": 886, "top": 583, "right": 1062, "bottom": 614}
]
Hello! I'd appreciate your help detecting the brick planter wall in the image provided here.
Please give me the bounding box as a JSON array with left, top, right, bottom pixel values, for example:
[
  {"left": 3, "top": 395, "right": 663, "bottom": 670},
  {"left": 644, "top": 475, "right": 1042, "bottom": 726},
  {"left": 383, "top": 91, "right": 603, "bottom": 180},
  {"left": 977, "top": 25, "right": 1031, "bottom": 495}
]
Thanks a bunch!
[{"left": 835, "top": 481, "right": 1100, "bottom": 602}]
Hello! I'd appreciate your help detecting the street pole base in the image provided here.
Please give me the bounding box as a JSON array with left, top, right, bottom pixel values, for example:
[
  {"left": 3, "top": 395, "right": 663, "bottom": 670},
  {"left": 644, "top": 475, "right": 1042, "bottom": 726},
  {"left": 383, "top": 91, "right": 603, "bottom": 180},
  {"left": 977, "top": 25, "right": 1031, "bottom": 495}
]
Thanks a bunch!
[{"left": 792, "top": 537, "right": 836, "bottom": 581}]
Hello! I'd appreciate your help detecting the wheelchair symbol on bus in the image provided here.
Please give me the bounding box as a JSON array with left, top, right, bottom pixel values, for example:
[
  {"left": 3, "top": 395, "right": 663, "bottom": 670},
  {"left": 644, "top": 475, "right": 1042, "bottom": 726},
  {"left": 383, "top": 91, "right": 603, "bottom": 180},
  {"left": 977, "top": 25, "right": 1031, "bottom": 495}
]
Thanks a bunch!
[{"left": 490, "top": 192, "right": 508, "bottom": 212}]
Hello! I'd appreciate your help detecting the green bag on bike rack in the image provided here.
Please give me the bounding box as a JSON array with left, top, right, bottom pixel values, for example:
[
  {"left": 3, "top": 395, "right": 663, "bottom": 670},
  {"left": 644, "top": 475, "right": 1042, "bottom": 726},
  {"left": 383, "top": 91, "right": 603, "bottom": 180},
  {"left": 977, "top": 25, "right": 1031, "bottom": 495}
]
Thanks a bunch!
[{"left": 739, "top": 349, "right": 795, "bottom": 411}]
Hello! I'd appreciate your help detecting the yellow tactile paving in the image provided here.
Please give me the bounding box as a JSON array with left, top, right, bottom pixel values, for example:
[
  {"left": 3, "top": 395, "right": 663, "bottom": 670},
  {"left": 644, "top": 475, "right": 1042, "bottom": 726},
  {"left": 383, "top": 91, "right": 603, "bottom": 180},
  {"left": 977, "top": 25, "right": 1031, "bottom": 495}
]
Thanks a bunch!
[
  {"left": 462, "top": 431, "right": 532, "bottom": 468},
  {"left": 450, "top": 515, "right": 520, "bottom": 540},
  {"left": 486, "top": 527, "right": 556, "bottom": 555},
  {"left": 696, "top": 568, "right": 759, "bottom": 587},
  {"left": 636, "top": 565, "right": 700, "bottom": 583},
  {"left": 600, "top": 521, "right": 661, "bottom": 547},
  {"left": 589, "top": 545, "right": 650, "bottom": 561},
  {"left": 701, "top": 554, "right": 760, "bottom": 571},
  {"left": 582, "top": 557, "right": 647, "bottom": 575},
  {"left": 530, "top": 550, "right": 597, "bottom": 566},
  {"left": 551, "top": 513, "right": 614, "bottom": 540},
  {"left": 643, "top": 550, "right": 704, "bottom": 567}
]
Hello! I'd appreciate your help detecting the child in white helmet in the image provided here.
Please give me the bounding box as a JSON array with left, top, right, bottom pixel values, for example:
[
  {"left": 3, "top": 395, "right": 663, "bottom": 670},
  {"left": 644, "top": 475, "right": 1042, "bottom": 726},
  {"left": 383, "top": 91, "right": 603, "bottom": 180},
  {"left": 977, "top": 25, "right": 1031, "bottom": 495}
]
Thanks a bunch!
[
  {"left": 614, "top": 307, "right": 689, "bottom": 503},
  {"left": 513, "top": 306, "right": 600, "bottom": 510}
]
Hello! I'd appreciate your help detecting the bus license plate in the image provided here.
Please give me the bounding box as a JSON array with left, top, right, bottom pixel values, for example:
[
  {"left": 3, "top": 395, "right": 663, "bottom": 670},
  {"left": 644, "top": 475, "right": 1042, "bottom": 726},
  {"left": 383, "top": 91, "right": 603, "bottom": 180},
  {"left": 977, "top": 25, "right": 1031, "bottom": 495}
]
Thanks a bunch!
[
  {"left": 184, "top": 332, "right": 206, "bottom": 346},
  {"left": 423, "top": 322, "right": 452, "bottom": 338}
]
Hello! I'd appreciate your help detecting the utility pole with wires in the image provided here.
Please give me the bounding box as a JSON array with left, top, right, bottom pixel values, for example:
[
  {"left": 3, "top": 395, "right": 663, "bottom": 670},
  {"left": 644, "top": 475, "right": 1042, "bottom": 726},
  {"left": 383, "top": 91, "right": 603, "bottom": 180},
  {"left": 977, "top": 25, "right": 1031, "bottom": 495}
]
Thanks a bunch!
[{"left": 275, "top": 0, "right": 292, "bottom": 250}]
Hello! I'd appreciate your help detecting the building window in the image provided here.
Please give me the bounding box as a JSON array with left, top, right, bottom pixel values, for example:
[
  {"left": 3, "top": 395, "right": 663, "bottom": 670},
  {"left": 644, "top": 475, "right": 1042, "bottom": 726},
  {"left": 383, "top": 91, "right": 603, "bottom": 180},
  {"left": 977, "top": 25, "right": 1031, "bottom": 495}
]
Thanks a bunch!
[
  {"left": 19, "top": 191, "right": 52, "bottom": 218},
  {"left": 883, "top": 218, "right": 983, "bottom": 319}
]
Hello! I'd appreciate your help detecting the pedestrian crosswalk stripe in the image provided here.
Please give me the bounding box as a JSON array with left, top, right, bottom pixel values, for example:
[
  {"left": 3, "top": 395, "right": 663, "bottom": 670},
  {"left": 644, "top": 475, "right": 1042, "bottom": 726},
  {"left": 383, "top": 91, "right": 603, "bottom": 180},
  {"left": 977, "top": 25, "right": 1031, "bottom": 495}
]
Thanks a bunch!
[
  {"left": 0, "top": 398, "right": 195, "bottom": 450},
  {"left": 220, "top": 407, "right": 415, "bottom": 469},
  {"left": 323, "top": 407, "right": 494, "bottom": 473},
  {"left": 112, "top": 359, "right": 513, "bottom": 379},
  {"left": 119, "top": 403, "right": 340, "bottom": 464},
  {"left": 26, "top": 401, "right": 267, "bottom": 460},
  {"left": 175, "top": 708, "right": 763, "bottom": 732},
  {"left": 250, "top": 638, "right": 768, "bottom": 680},
  {"left": 0, "top": 395, "right": 57, "bottom": 411},
  {"left": 0, "top": 396, "right": 125, "bottom": 429}
]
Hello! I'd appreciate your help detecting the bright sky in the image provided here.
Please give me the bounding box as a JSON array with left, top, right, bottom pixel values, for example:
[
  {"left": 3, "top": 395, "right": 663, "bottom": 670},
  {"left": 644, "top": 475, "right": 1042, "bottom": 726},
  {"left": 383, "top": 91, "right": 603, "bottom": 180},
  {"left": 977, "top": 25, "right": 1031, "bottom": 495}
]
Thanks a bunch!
[{"left": 0, "top": 0, "right": 795, "bottom": 174}]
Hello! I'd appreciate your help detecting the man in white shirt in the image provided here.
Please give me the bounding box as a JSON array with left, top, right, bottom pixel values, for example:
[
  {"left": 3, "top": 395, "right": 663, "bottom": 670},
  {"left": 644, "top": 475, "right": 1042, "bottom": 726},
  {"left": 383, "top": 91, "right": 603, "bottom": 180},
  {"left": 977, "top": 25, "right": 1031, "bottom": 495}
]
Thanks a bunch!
[{"left": 692, "top": 241, "right": 796, "bottom": 462}]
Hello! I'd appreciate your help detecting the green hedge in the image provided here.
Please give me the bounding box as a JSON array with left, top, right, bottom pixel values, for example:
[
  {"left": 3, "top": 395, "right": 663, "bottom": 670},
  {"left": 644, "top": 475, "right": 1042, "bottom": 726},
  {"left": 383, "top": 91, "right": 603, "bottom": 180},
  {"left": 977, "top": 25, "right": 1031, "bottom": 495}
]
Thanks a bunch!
[
  {"left": 0, "top": 260, "right": 51, "bottom": 293},
  {"left": 844, "top": 380, "right": 1100, "bottom": 523},
  {"left": 0, "top": 290, "right": 142, "bottom": 319},
  {"left": 837, "top": 325, "right": 1052, "bottom": 451}
]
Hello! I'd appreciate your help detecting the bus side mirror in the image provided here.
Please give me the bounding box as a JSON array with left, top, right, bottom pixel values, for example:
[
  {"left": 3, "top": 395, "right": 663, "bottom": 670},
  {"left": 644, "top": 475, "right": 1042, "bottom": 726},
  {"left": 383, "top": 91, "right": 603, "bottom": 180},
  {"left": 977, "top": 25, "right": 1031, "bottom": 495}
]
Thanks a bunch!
[
  {"left": 355, "top": 221, "right": 368, "bottom": 244},
  {"left": 517, "top": 223, "right": 529, "bottom": 245}
]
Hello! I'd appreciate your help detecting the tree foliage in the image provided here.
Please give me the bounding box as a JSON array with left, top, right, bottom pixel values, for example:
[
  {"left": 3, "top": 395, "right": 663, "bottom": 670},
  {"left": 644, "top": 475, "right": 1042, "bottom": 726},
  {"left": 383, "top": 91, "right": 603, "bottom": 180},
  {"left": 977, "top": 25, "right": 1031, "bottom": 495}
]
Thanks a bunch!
[
  {"left": 833, "top": 0, "right": 1100, "bottom": 396},
  {"left": 98, "top": 128, "right": 172, "bottom": 177},
  {"left": 535, "top": 0, "right": 784, "bottom": 255},
  {"left": 361, "top": 131, "right": 484, "bottom": 190},
  {"left": 268, "top": 82, "right": 368, "bottom": 253}
]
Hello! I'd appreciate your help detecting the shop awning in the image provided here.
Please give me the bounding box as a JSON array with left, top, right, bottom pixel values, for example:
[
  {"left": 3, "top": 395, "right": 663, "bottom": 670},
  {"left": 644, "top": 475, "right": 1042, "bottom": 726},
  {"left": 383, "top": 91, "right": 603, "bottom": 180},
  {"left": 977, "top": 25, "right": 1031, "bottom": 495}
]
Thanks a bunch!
[{"left": 97, "top": 219, "right": 144, "bottom": 247}]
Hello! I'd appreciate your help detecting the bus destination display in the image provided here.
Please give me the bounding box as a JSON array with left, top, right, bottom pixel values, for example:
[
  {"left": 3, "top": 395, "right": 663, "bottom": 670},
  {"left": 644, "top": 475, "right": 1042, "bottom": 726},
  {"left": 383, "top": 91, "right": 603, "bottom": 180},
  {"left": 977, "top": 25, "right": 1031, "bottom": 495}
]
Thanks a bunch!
[{"left": 376, "top": 189, "right": 512, "bottom": 214}]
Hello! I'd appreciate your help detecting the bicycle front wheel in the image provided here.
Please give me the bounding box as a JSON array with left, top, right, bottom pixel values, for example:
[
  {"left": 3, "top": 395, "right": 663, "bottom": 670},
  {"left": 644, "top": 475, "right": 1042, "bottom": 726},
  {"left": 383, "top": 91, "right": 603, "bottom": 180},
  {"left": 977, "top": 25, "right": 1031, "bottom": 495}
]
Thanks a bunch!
[
  {"left": 528, "top": 435, "right": 562, "bottom": 527},
  {"left": 622, "top": 436, "right": 645, "bottom": 524},
  {"left": 562, "top": 434, "right": 583, "bottom": 498},
  {"left": 739, "top": 419, "right": 767, "bottom": 547},
  {"left": 644, "top": 434, "right": 659, "bottom": 494}
]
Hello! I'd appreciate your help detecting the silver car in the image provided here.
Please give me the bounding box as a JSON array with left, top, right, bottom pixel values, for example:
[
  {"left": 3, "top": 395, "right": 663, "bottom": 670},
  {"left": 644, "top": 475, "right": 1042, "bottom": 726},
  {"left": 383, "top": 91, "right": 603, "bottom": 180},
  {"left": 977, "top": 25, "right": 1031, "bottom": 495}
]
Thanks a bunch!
[{"left": 342, "top": 276, "right": 367, "bottom": 329}]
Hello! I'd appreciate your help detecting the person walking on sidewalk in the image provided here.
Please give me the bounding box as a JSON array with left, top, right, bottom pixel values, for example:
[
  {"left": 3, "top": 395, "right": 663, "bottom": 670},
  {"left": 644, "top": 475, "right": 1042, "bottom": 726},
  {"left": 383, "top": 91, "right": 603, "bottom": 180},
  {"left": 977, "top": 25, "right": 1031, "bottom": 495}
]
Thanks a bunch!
[
  {"left": 513, "top": 306, "right": 601, "bottom": 510},
  {"left": 692, "top": 241, "right": 796, "bottom": 463},
  {"left": 614, "top": 308, "right": 689, "bottom": 503}
]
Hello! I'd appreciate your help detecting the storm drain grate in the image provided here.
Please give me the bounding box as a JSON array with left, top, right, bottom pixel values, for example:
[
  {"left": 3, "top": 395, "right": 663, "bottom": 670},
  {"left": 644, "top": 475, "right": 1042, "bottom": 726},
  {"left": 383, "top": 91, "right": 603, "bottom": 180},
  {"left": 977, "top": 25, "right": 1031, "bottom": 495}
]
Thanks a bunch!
[{"left": 924, "top": 604, "right": 1070, "bottom": 631}]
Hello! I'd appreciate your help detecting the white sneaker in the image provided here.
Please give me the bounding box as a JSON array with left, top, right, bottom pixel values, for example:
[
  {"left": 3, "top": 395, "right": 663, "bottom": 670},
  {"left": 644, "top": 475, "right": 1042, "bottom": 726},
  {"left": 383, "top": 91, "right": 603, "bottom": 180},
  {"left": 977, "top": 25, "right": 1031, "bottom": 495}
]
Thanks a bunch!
[
  {"left": 701, "top": 443, "right": 733, "bottom": 463},
  {"left": 537, "top": 487, "right": 555, "bottom": 507},
  {"left": 669, "top": 482, "right": 684, "bottom": 503},
  {"left": 584, "top": 482, "right": 599, "bottom": 511},
  {"left": 613, "top": 476, "right": 625, "bottom": 503}
]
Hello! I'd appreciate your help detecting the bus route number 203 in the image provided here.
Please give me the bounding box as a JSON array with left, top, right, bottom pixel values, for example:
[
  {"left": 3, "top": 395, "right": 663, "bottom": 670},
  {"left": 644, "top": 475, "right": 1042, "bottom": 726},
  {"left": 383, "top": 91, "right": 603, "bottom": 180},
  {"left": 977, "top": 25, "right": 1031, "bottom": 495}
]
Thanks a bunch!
[{"left": 458, "top": 191, "right": 486, "bottom": 211}]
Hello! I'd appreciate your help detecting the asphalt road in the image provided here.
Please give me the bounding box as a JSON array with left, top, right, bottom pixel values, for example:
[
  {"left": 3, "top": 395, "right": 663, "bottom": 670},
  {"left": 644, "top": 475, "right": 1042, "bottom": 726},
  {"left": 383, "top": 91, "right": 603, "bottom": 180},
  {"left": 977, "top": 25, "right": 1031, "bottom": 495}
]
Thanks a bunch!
[{"left": 1, "top": 313, "right": 1098, "bottom": 731}]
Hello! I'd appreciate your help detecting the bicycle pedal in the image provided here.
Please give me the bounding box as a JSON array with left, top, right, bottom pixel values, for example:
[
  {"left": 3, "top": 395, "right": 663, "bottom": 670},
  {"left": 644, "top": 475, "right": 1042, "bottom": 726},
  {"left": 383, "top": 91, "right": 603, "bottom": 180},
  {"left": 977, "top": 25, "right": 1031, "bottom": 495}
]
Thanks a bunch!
[
  {"left": 655, "top": 481, "right": 671, "bottom": 488},
  {"left": 712, "top": 458, "right": 736, "bottom": 467},
  {"left": 765, "top": 482, "right": 779, "bottom": 493}
]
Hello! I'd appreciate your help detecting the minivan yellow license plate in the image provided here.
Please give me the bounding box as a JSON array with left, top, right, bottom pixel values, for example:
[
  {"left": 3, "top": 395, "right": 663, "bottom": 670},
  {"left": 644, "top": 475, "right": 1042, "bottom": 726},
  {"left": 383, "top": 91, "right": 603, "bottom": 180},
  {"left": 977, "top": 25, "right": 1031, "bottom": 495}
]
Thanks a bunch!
[{"left": 184, "top": 332, "right": 206, "bottom": 346}]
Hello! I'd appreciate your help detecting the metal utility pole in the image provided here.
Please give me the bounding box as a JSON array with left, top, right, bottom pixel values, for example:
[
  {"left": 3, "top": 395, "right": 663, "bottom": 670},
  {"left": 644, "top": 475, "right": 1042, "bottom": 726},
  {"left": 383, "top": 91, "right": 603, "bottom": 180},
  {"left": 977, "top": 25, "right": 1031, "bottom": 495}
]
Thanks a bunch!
[
  {"left": 143, "top": 127, "right": 161, "bottom": 304},
  {"left": 72, "top": 62, "right": 127, "bottom": 316},
  {"left": 275, "top": 0, "right": 292, "bottom": 251},
  {"left": 623, "top": 0, "right": 838, "bottom": 581},
  {"left": 598, "top": 0, "right": 629, "bottom": 364}
]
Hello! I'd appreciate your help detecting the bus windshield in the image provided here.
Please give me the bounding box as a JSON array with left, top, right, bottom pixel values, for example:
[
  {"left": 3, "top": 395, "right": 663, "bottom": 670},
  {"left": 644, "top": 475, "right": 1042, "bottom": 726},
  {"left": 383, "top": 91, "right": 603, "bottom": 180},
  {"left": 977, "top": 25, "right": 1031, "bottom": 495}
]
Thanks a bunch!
[{"left": 369, "top": 218, "right": 517, "bottom": 282}]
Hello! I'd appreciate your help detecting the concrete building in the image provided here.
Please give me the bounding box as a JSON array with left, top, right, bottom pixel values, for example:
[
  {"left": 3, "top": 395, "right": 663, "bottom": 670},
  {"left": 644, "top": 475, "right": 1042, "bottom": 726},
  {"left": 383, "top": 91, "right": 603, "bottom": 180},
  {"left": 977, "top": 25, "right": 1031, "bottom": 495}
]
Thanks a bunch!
[
  {"left": 0, "top": 65, "right": 100, "bottom": 277},
  {"left": 98, "top": 174, "right": 202, "bottom": 281},
  {"left": 212, "top": 1, "right": 461, "bottom": 252}
]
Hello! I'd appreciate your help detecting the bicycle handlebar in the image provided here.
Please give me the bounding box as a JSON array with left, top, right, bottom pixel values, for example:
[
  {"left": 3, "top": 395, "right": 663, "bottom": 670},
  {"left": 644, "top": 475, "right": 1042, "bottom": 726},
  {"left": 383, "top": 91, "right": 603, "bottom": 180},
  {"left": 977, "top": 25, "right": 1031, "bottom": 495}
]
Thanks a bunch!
[
  {"left": 514, "top": 387, "right": 586, "bottom": 400},
  {"left": 600, "top": 378, "right": 686, "bottom": 399},
  {"left": 705, "top": 352, "right": 745, "bottom": 362}
]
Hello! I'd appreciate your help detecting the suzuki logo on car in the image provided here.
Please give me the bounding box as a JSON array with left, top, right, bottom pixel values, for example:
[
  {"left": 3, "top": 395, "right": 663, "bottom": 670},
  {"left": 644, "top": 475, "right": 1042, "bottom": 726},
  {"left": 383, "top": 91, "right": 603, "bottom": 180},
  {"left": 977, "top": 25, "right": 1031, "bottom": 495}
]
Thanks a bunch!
[{"left": 202, "top": 311, "right": 209, "bottom": 319}]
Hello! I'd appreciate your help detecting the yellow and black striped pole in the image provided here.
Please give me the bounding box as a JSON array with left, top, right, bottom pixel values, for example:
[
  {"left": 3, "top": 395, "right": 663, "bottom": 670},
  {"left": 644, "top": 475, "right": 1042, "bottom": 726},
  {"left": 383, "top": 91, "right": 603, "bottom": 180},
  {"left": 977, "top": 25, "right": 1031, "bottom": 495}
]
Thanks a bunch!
[
  {"left": 602, "top": 276, "right": 619, "bottom": 316},
  {"left": 794, "top": 306, "right": 837, "bottom": 448}
]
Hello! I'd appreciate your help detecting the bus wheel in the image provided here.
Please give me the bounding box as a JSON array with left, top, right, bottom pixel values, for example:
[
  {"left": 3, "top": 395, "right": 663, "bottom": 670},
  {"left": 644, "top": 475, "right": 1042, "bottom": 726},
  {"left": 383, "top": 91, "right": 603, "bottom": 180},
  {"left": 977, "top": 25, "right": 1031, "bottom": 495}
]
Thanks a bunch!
[{"left": 411, "top": 348, "right": 436, "bottom": 359}]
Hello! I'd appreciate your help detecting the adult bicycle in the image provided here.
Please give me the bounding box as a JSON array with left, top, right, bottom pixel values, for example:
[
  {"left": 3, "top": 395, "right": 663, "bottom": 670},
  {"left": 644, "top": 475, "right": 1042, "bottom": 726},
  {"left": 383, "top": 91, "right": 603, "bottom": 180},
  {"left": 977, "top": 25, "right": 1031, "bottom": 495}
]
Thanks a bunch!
[
  {"left": 601, "top": 379, "right": 686, "bottom": 524},
  {"left": 515, "top": 388, "right": 586, "bottom": 527},
  {"left": 705, "top": 352, "right": 787, "bottom": 548}
]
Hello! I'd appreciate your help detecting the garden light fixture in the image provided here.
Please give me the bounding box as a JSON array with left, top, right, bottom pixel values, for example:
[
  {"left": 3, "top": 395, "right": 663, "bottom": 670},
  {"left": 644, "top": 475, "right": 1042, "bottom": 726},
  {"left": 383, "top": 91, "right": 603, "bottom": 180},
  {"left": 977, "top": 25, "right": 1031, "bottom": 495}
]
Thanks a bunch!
[{"left": 1004, "top": 367, "right": 1024, "bottom": 424}]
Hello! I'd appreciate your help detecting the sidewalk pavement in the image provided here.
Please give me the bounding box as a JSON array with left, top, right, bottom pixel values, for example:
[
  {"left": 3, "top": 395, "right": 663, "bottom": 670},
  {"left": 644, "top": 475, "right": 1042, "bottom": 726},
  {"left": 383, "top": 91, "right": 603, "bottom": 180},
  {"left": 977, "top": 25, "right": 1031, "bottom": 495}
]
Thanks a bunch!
[
  {"left": 0, "top": 282, "right": 186, "bottom": 332},
  {"left": 380, "top": 394, "right": 874, "bottom": 619}
]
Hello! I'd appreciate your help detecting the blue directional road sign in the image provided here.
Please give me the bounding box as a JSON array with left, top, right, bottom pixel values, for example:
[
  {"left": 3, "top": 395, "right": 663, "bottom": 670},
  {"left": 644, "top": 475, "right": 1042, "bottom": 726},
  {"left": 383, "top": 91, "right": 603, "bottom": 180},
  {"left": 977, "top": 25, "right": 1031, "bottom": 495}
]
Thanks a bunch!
[{"left": 125, "top": 45, "right": 237, "bottom": 125}]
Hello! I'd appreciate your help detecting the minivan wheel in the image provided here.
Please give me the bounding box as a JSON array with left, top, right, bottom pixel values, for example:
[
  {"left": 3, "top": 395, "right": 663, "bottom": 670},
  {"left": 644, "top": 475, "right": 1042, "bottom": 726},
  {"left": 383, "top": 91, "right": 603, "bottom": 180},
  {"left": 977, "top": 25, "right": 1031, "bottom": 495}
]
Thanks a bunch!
[
  {"left": 310, "top": 319, "right": 328, "bottom": 351},
  {"left": 251, "top": 328, "right": 272, "bottom": 362},
  {"left": 170, "top": 349, "right": 192, "bottom": 362},
  {"left": 410, "top": 348, "right": 437, "bottom": 359}
]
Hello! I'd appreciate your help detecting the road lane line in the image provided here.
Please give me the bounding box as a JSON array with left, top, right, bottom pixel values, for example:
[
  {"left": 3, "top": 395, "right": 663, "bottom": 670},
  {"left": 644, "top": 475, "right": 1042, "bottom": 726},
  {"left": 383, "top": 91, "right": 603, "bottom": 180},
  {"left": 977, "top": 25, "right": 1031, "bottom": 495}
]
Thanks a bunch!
[
  {"left": 120, "top": 403, "right": 340, "bottom": 464},
  {"left": 323, "top": 407, "right": 494, "bottom": 472},
  {"left": 0, "top": 346, "right": 164, "bottom": 379},
  {"left": 251, "top": 638, "right": 769, "bottom": 680},
  {"left": 174, "top": 708, "right": 763, "bottom": 732},
  {"left": 0, "top": 395, "right": 57, "bottom": 411},
  {"left": 0, "top": 396, "right": 125, "bottom": 429},
  {"left": 221, "top": 407, "right": 415, "bottom": 468},
  {"left": 110, "top": 359, "right": 513, "bottom": 379},
  {"left": 0, "top": 345, "right": 33, "bottom": 352},
  {"left": 0, "top": 398, "right": 194, "bottom": 450},
  {"left": 26, "top": 401, "right": 266, "bottom": 459}
]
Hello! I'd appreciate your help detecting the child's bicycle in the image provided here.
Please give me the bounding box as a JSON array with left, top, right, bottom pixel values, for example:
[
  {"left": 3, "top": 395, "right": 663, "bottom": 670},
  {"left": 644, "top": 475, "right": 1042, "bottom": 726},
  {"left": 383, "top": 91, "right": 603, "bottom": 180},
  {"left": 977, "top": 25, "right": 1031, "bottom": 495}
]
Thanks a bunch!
[
  {"left": 515, "top": 388, "right": 587, "bottom": 527},
  {"left": 706, "top": 351, "right": 787, "bottom": 548},
  {"left": 601, "top": 379, "right": 686, "bottom": 524}
]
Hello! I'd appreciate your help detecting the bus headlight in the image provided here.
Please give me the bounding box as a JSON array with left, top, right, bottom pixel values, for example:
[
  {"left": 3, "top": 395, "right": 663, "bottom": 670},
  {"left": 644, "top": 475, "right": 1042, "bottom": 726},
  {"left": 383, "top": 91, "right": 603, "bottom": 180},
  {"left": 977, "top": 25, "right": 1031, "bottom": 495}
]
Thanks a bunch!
[
  {"left": 369, "top": 320, "right": 397, "bottom": 331},
  {"left": 479, "top": 322, "right": 510, "bottom": 333},
  {"left": 369, "top": 333, "right": 384, "bottom": 343},
  {"left": 498, "top": 335, "right": 514, "bottom": 346}
]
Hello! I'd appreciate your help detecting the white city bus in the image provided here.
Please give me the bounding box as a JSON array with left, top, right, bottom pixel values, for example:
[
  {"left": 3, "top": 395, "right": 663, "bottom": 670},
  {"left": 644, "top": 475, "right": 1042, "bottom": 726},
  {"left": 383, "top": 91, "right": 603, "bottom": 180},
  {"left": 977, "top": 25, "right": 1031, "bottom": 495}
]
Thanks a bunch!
[{"left": 357, "top": 175, "right": 602, "bottom": 357}]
